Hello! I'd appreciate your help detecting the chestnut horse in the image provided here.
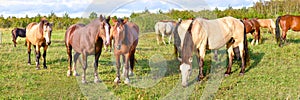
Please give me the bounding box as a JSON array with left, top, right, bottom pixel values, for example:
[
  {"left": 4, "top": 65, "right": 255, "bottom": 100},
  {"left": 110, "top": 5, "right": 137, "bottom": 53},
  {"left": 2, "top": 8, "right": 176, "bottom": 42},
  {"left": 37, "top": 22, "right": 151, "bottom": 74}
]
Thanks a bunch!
[
  {"left": 276, "top": 15, "right": 300, "bottom": 47},
  {"left": 65, "top": 15, "right": 110, "bottom": 83},
  {"left": 26, "top": 19, "right": 52, "bottom": 70},
  {"left": 11, "top": 28, "right": 26, "bottom": 47},
  {"left": 111, "top": 18, "right": 139, "bottom": 84},
  {"left": 257, "top": 19, "right": 276, "bottom": 34},
  {"left": 179, "top": 17, "right": 249, "bottom": 87},
  {"left": 243, "top": 18, "right": 261, "bottom": 45}
]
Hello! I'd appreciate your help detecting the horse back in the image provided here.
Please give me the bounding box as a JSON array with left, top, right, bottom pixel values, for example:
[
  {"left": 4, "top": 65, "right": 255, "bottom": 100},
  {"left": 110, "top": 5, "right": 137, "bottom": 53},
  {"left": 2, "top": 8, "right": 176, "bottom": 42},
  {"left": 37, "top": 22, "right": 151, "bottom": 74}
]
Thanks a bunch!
[{"left": 65, "top": 24, "right": 85, "bottom": 47}]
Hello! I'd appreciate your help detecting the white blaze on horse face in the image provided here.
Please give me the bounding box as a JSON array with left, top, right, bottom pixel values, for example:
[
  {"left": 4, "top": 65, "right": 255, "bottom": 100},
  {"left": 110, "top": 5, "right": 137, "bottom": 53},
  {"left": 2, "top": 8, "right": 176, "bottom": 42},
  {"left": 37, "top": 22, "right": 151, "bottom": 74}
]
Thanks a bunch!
[
  {"left": 44, "top": 26, "right": 50, "bottom": 44},
  {"left": 180, "top": 63, "right": 192, "bottom": 87},
  {"left": 104, "top": 23, "right": 110, "bottom": 45}
]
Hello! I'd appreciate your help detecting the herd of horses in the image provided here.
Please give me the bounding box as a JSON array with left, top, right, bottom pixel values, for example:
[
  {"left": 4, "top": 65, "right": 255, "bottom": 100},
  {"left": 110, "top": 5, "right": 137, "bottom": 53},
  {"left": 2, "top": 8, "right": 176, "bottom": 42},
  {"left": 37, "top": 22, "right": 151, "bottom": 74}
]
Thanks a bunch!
[{"left": 10, "top": 14, "right": 300, "bottom": 87}]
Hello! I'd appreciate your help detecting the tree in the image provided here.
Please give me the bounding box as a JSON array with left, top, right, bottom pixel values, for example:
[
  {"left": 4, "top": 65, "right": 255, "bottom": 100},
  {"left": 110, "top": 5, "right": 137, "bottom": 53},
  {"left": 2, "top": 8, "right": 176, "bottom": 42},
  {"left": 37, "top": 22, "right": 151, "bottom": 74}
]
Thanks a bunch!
[{"left": 89, "top": 12, "right": 97, "bottom": 19}]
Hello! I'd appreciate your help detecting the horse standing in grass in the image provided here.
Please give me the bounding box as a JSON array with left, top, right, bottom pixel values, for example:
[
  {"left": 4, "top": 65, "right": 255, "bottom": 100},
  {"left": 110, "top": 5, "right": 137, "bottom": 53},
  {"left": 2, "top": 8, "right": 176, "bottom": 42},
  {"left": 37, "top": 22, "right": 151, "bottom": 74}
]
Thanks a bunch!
[
  {"left": 257, "top": 19, "right": 276, "bottom": 34},
  {"left": 64, "top": 15, "right": 110, "bottom": 83},
  {"left": 26, "top": 19, "right": 52, "bottom": 70},
  {"left": 179, "top": 17, "right": 249, "bottom": 87},
  {"left": 11, "top": 28, "right": 26, "bottom": 47},
  {"left": 155, "top": 21, "right": 176, "bottom": 45},
  {"left": 243, "top": 18, "right": 261, "bottom": 45},
  {"left": 276, "top": 15, "right": 300, "bottom": 47},
  {"left": 110, "top": 18, "right": 139, "bottom": 84}
]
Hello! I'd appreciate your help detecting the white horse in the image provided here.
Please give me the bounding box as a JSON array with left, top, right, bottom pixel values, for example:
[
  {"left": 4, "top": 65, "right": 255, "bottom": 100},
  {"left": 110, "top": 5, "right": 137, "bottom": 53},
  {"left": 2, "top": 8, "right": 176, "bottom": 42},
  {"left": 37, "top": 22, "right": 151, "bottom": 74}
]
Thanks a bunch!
[{"left": 154, "top": 21, "right": 176, "bottom": 45}]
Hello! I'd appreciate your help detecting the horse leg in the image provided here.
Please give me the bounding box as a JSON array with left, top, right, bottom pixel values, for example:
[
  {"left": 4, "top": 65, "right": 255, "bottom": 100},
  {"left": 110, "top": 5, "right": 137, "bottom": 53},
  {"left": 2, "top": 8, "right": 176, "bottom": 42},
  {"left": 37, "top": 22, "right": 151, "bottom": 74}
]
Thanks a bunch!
[
  {"left": 35, "top": 45, "right": 41, "bottom": 70},
  {"left": 27, "top": 41, "right": 31, "bottom": 65},
  {"left": 42, "top": 45, "right": 48, "bottom": 69},
  {"left": 73, "top": 53, "right": 80, "bottom": 76},
  {"left": 114, "top": 54, "right": 121, "bottom": 84},
  {"left": 162, "top": 34, "right": 166, "bottom": 45},
  {"left": 94, "top": 49, "right": 102, "bottom": 83},
  {"left": 156, "top": 34, "right": 160, "bottom": 45},
  {"left": 197, "top": 47, "right": 206, "bottom": 81},
  {"left": 168, "top": 35, "right": 172, "bottom": 44},
  {"left": 123, "top": 53, "right": 130, "bottom": 84},
  {"left": 238, "top": 42, "right": 246, "bottom": 75},
  {"left": 250, "top": 32, "right": 255, "bottom": 45},
  {"left": 121, "top": 54, "right": 126, "bottom": 77},
  {"left": 67, "top": 46, "right": 72, "bottom": 76},
  {"left": 282, "top": 30, "right": 287, "bottom": 43},
  {"left": 12, "top": 33, "right": 17, "bottom": 47},
  {"left": 225, "top": 46, "right": 234, "bottom": 77},
  {"left": 255, "top": 29, "right": 261, "bottom": 45},
  {"left": 81, "top": 52, "right": 87, "bottom": 83}
]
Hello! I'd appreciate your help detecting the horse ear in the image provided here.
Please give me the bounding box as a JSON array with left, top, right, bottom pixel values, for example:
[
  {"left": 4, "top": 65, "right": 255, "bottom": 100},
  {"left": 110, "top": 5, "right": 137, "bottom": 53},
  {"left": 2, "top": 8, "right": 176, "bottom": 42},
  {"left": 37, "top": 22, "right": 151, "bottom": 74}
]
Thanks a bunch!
[
  {"left": 99, "top": 15, "right": 104, "bottom": 21},
  {"left": 107, "top": 16, "right": 111, "bottom": 21}
]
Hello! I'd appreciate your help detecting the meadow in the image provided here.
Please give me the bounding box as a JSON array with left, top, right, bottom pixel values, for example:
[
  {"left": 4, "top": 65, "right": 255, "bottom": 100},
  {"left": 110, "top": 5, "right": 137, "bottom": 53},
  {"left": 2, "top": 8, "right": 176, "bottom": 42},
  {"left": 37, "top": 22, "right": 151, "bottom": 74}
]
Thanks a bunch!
[{"left": 0, "top": 27, "right": 299, "bottom": 99}]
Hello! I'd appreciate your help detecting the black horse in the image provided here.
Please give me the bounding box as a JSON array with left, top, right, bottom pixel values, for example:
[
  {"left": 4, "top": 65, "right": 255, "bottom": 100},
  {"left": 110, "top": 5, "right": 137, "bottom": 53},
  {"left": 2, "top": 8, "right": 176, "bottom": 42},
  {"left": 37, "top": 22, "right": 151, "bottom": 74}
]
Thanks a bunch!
[{"left": 11, "top": 28, "right": 26, "bottom": 47}]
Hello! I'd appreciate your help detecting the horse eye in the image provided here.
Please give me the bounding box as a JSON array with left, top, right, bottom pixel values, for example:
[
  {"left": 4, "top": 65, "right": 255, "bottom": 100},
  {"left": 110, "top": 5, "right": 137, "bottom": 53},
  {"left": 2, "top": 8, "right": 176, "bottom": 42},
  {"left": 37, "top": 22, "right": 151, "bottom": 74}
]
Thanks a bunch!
[{"left": 188, "top": 69, "right": 191, "bottom": 71}]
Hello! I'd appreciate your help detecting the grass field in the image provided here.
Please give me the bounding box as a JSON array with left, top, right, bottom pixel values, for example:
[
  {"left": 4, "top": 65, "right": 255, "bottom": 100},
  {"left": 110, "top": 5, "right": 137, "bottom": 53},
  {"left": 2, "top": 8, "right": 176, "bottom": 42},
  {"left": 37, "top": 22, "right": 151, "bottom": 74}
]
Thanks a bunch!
[{"left": 0, "top": 28, "right": 299, "bottom": 99}]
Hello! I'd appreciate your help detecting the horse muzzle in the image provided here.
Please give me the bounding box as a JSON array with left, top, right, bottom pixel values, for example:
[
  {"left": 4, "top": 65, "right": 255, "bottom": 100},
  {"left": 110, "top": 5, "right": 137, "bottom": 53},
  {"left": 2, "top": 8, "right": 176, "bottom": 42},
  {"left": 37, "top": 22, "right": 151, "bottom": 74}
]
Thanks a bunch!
[{"left": 47, "top": 41, "right": 51, "bottom": 45}]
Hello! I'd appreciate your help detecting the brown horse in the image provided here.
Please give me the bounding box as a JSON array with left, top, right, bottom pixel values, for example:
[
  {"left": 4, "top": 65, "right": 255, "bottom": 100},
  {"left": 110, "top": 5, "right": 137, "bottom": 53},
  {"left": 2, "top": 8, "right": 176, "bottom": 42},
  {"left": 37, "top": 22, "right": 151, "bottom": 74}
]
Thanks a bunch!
[
  {"left": 179, "top": 17, "right": 249, "bottom": 87},
  {"left": 243, "top": 18, "right": 261, "bottom": 45},
  {"left": 26, "top": 19, "right": 52, "bottom": 70},
  {"left": 257, "top": 19, "right": 276, "bottom": 34},
  {"left": 111, "top": 18, "right": 139, "bottom": 84},
  {"left": 276, "top": 15, "right": 300, "bottom": 47},
  {"left": 65, "top": 15, "right": 110, "bottom": 83},
  {"left": 11, "top": 28, "right": 26, "bottom": 47}
]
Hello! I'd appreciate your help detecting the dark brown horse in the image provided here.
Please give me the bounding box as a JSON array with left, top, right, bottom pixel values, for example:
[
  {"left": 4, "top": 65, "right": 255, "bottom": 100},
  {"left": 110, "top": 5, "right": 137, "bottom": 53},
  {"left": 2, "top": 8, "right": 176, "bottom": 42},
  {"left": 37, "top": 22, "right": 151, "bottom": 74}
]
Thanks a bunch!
[
  {"left": 26, "top": 18, "right": 52, "bottom": 70},
  {"left": 65, "top": 15, "right": 110, "bottom": 83},
  {"left": 243, "top": 18, "right": 261, "bottom": 45},
  {"left": 276, "top": 15, "right": 300, "bottom": 47},
  {"left": 111, "top": 18, "right": 139, "bottom": 84},
  {"left": 11, "top": 28, "right": 26, "bottom": 47}
]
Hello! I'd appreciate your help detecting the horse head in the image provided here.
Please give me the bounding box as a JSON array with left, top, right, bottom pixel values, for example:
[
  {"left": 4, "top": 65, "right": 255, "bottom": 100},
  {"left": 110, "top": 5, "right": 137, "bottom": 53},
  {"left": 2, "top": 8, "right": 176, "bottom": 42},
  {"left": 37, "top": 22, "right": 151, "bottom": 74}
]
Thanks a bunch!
[
  {"left": 111, "top": 18, "right": 128, "bottom": 50},
  {"left": 40, "top": 20, "right": 52, "bottom": 45},
  {"left": 97, "top": 15, "right": 111, "bottom": 46}
]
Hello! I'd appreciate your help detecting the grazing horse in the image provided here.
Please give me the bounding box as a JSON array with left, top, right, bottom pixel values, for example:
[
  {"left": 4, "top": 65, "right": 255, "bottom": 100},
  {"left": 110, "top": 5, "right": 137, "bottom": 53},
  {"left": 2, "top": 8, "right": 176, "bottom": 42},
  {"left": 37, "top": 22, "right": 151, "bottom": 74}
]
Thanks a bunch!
[
  {"left": 257, "top": 19, "right": 276, "bottom": 34},
  {"left": 65, "top": 15, "right": 110, "bottom": 83},
  {"left": 243, "top": 18, "right": 261, "bottom": 45},
  {"left": 26, "top": 19, "right": 52, "bottom": 70},
  {"left": 111, "top": 18, "right": 139, "bottom": 84},
  {"left": 276, "top": 15, "right": 300, "bottom": 47},
  {"left": 155, "top": 20, "right": 176, "bottom": 45},
  {"left": 179, "top": 17, "right": 249, "bottom": 87},
  {"left": 11, "top": 28, "right": 26, "bottom": 47}
]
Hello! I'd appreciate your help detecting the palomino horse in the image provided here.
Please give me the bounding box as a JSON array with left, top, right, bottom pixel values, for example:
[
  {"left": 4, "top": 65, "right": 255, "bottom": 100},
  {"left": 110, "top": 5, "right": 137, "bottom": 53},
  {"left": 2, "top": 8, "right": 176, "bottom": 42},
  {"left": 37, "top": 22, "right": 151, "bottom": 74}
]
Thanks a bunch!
[
  {"left": 11, "top": 28, "right": 26, "bottom": 47},
  {"left": 257, "top": 19, "right": 276, "bottom": 34},
  {"left": 111, "top": 18, "right": 139, "bottom": 84},
  {"left": 179, "top": 17, "right": 249, "bottom": 87},
  {"left": 276, "top": 15, "right": 300, "bottom": 47},
  {"left": 243, "top": 18, "right": 261, "bottom": 45},
  {"left": 26, "top": 19, "right": 52, "bottom": 70},
  {"left": 65, "top": 15, "right": 110, "bottom": 83},
  {"left": 155, "top": 20, "right": 176, "bottom": 45}
]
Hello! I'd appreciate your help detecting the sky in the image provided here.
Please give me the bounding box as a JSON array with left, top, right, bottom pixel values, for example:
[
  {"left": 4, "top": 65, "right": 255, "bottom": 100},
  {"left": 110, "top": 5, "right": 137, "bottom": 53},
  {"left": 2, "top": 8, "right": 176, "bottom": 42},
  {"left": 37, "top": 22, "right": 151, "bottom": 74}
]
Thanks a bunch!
[{"left": 0, "top": 0, "right": 269, "bottom": 18}]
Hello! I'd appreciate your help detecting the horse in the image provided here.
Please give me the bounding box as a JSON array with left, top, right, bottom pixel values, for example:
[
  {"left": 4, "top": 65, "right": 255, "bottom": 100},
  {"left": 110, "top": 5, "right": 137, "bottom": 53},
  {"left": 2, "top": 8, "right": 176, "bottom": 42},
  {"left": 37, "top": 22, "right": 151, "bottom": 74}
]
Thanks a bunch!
[
  {"left": 64, "top": 15, "right": 110, "bottom": 83},
  {"left": 257, "top": 19, "right": 276, "bottom": 34},
  {"left": 276, "top": 15, "right": 300, "bottom": 47},
  {"left": 242, "top": 18, "right": 261, "bottom": 45},
  {"left": 11, "top": 28, "right": 26, "bottom": 47},
  {"left": 155, "top": 20, "right": 176, "bottom": 45},
  {"left": 25, "top": 18, "right": 52, "bottom": 70},
  {"left": 110, "top": 18, "right": 139, "bottom": 84},
  {"left": 179, "top": 17, "right": 249, "bottom": 87}
]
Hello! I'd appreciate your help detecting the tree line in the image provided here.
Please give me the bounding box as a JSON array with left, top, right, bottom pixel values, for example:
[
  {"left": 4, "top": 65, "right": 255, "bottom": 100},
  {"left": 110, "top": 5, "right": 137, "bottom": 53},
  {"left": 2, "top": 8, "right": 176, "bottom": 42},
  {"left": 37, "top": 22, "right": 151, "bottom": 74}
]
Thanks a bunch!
[{"left": 0, "top": 0, "right": 299, "bottom": 30}]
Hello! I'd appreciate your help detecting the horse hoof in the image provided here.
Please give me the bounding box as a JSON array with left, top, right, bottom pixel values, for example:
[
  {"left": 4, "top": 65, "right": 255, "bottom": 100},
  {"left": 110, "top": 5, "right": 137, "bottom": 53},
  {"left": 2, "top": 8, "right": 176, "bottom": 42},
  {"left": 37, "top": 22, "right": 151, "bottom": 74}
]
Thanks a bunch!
[
  {"left": 36, "top": 67, "right": 40, "bottom": 70},
  {"left": 82, "top": 80, "right": 87, "bottom": 84},
  {"left": 239, "top": 73, "right": 244, "bottom": 76},
  {"left": 114, "top": 77, "right": 120, "bottom": 83},
  {"left": 224, "top": 74, "right": 230, "bottom": 77},
  {"left": 124, "top": 78, "right": 130, "bottom": 84},
  {"left": 28, "top": 63, "right": 31, "bottom": 65},
  {"left": 129, "top": 72, "right": 134, "bottom": 76},
  {"left": 43, "top": 66, "right": 47, "bottom": 69},
  {"left": 73, "top": 72, "right": 79, "bottom": 76},
  {"left": 67, "top": 70, "right": 71, "bottom": 77},
  {"left": 94, "top": 79, "right": 101, "bottom": 83}
]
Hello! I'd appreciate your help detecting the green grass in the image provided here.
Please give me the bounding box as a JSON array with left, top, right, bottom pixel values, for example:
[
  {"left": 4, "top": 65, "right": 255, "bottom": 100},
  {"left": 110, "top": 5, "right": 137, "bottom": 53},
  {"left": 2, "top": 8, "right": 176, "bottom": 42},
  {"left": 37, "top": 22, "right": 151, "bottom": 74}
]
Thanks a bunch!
[{"left": 0, "top": 29, "right": 299, "bottom": 99}]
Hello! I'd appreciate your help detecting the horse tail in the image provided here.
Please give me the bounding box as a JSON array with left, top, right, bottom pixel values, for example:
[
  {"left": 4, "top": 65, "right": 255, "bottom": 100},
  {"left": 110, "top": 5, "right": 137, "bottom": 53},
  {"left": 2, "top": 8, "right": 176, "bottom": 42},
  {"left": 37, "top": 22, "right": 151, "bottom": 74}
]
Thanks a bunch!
[
  {"left": 241, "top": 20, "right": 250, "bottom": 66},
  {"left": 275, "top": 16, "right": 282, "bottom": 46}
]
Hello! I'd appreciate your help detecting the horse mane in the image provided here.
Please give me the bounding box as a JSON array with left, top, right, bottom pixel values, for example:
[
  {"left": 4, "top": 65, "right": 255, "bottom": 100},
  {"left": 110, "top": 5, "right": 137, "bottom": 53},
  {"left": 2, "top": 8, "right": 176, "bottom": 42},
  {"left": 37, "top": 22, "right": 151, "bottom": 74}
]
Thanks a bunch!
[{"left": 39, "top": 19, "right": 49, "bottom": 35}]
